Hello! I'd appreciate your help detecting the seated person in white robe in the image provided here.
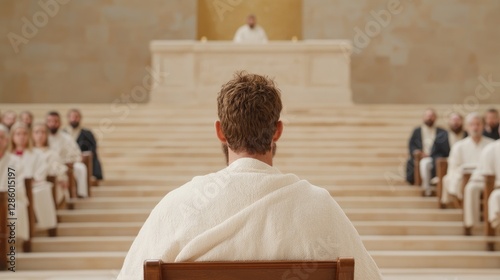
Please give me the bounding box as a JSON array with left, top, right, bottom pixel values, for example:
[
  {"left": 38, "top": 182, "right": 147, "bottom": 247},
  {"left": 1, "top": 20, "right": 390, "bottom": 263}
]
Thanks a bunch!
[
  {"left": 471, "top": 139, "right": 500, "bottom": 230},
  {"left": 10, "top": 122, "right": 57, "bottom": 233},
  {"left": 20, "top": 110, "right": 34, "bottom": 129},
  {"left": 46, "top": 111, "right": 88, "bottom": 198},
  {"left": 32, "top": 122, "right": 69, "bottom": 205},
  {"left": 0, "top": 125, "right": 29, "bottom": 243},
  {"left": 233, "top": 14, "right": 268, "bottom": 43},
  {"left": 463, "top": 138, "right": 500, "bottom": 234},
  {"left": 117, "top": 72, "right": 382, "bottom": 280},
  {"left": 442, "top": 113, "right": 493, "bottom": 205},
  {"left": 447, "top": 112, "right": 467, "bottom": 147}
]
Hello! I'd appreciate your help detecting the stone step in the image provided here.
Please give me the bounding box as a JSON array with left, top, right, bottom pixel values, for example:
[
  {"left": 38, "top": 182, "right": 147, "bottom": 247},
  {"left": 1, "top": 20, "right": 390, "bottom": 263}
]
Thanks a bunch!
[
  {"left": 11, "top": 250, "right": 500, "bottom": 271},
  {"left": 363, "top": 236, "right": 500, "bottom": 251},
  {"left": 70, "top": 196, "right": 437, "bottom": 210},
  {"left": 15, "top": 252, "right": 125, "bottom": 270},
  {"left": 30, "top": 235, "right": 500, "bottom": 253},
  {"left": 52, "top": 221, "right": 475, "bottom": 237},
  {"left": 91, "top": 185, "right": 420, "bottom": 197},
  {"left": 102, "top": 176, "right": 406, "bottom": 187},
  {"left": 56, "top": 209, "right": 461, "bottom": 223},
  {"left": 371, "top": 251, "right": 500, "bottom": 269}
]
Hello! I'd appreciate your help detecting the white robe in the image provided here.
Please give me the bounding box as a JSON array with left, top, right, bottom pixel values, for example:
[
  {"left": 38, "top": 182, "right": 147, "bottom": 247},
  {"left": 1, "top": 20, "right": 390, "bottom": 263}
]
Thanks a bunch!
[
  {"left": 48, "top": 131, "right": 82, "bottom": 163},
  {"left": 442, "top": 137, "right": 493, "bottom": 202},
  {"left": 49, "top": 131, "right": 88, "bottom": 197},
  {"left": 118, "top": 158, "right": 382, "bottom": 280},
  {"left": 34, "top": 147, "right": 68, "bottom": 204},
  {"left": 0, "top": 153, "right": 30, "bottom": 241},
  {"left": 233, "top": 24, "right": 268, "bottom": 43},
  {"left": 481, "top": 140, "right": 500, "bottom": 227},
  {"left": 463, "top": 140, "right": 500, "bottom": 228},
  {"left": 14, "top": 150, "right": 57, "bottom": 231}
]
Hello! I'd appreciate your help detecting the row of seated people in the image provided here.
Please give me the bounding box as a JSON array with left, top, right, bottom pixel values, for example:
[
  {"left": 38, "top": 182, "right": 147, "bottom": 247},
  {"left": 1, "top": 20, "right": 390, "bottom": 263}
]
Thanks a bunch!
[
  {"left": 1, "top": 109, "right": 103, "bottom": 193},
  {"left": 0, "top": 109, "right": 103, "bottom": 255},
  {"left": 405, "top": 108, "right": 500, "bottom": 249}
]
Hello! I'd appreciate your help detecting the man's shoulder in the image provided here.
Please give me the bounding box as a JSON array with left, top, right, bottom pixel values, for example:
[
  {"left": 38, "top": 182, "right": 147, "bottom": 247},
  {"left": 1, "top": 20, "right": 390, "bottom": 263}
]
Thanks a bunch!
[{"left": 411, "top": 126, "right": 421, "bottom": 135}]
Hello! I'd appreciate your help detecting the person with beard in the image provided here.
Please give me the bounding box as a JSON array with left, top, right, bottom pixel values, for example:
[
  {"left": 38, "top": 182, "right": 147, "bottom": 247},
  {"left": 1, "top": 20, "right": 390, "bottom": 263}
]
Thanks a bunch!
[
  {"left": 233, "top": 14, "right": 268, "bottom": 43},
  {"left": 20, "top": 111, "right": 34, "bottom": 129},
  {"left": 117, "top": 72, "right": 382, "bottom": 280},
  {"left": 447, "top": 112, "right": 467, "bottom": 147},
  {"left": 406, "top": 109, "right": 450, "bottom": 195},
  {"left": 63, "top": 109, "right": 103, "bottom": 181},
  {"left": 1, "top": 110, "right": 17, "bottom": 131},
  {"left": 483, "top": 108, "right": 499, "bottom": 140},
  {"left": 441, "top": 113, "right": 493, "bottom": 207},
  {"left": 46, "top": 111, "right": 89, "bottom": 198}
]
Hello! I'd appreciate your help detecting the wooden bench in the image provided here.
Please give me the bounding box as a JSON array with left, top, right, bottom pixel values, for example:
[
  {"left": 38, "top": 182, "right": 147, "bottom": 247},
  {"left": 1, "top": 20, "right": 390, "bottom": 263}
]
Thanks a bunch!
[
  {"left": 413, "top": 150, "right": 423, "bottom": 186},
  {"left": 436, "top": 158, "right": 473, "bottom": 210},
  {"left": 24, "top": 178, "right": 57, "bottom": 253},
  {"left": 144, "top": 258, "right": 355, "bottom": 280},
  {"left": 65, "top": 151, "right": 93, "bottom": 203},
  {"left": 484, "top": 175, "right": 496, "bottom": 251},
  {"left": 436, "top": 157, "right": 448, "bottom": 208}
]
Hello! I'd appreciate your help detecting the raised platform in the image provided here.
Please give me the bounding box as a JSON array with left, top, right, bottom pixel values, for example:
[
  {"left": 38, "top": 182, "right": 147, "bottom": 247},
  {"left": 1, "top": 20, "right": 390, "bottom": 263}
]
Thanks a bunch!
[{"left": 149, "top": 40, "right": 353, "bottom": 106}]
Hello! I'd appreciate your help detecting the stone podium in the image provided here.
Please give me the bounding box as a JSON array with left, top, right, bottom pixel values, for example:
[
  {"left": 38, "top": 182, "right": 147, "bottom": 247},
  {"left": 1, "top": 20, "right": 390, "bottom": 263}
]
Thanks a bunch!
[{"left": 149, "top": 40, "right": 352, "bottom": 106}]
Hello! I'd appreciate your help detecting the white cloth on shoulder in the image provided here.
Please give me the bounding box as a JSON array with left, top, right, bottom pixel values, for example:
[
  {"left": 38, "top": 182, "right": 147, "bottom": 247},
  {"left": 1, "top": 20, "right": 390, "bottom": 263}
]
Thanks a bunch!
[{"left": 117, "top": 158, "right": 382, "bottom": 280}]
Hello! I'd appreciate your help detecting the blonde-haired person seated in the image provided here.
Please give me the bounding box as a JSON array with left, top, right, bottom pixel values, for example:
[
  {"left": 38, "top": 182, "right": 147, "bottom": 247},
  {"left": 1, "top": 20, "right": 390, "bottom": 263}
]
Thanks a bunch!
[
  {"left": 0, "top": 125, "right": 26, "bottom": 241},
  {"left": 46, "top": 111, "right": 88, "bottom": 198},
  {"left": 32, "top": 122, "right": 69, "bottom": 205},
  {"left": 117, "top": 72, "right": 382, "bottom": 280},
  {"left": 10, "top": 122, "right": 58, "bottom": 234}
]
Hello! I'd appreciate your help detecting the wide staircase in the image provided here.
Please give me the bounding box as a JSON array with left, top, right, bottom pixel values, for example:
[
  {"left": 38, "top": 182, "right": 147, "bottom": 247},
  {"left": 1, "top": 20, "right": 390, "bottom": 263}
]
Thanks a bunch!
[{"left": 2, "top": 103, "right": 500, "bottom": 279}]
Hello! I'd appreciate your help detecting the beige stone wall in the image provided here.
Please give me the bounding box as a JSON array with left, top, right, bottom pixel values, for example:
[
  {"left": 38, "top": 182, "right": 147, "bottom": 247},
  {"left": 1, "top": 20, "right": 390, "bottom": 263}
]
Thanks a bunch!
[
  {"left": 2, "top": 0, "right": 500, "bottom": 104},
  {"left": 303, "top": 0, "right": 500, "bottom": 104},
  {"left": 0, "top": 0, "right": 196, "bottom": 103}
]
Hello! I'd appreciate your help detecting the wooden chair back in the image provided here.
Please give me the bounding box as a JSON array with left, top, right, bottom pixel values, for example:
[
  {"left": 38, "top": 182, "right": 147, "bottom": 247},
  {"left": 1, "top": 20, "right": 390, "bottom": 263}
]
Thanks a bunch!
[
  {"left": 144, "top": 258, "right": 355, "bottom": 280},
  {"left": 82, "top": 151, "right": 93, "bottom": 197},
  {"left": 413, "top": 150, "right": 423, "bottom": 186},
  {"left": 436, "top": 157, "right": 448, "bottom": 208},
  {"left": 66, "top": 163, "right": 76, "bottom": 199},
  {"left": 484, "top": 175, "right": 496, "bottom": 251},
  {"left": 23, "top": 178, "right": 35, "bottom": 252}
]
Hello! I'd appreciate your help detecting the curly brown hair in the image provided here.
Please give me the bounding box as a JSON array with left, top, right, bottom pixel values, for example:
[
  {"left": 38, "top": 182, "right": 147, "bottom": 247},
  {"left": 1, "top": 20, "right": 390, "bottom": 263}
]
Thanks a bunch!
[{"left": 217, "top": 71, "right": 282, "bottom": 155}]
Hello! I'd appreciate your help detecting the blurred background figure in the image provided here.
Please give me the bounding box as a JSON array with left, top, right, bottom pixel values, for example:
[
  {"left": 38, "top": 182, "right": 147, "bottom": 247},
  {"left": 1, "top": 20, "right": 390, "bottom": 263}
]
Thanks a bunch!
[
  {"left": 233, "top": 14, "right": 268, "bottom": 43},
  {"left": 20, "top": 111, "right": 34, "bottom": 129},
  {"left": 64, "top": 109, "right": 103, "bottom": 182},
  {"left": 447, "top": 112, "right": 466, "bottom": 147},
  {"left": 1, "top": 110, "right": 17, "bottom": 131},
  {"left": 483, "top": 108, "right": 499, "bottom": 140}
]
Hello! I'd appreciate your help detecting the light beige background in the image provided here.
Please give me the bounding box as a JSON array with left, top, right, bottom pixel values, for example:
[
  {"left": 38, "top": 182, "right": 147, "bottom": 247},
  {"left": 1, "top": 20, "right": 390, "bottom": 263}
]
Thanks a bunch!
[{"left": 1, "top": 0, "right": 500, "bottom": 104}]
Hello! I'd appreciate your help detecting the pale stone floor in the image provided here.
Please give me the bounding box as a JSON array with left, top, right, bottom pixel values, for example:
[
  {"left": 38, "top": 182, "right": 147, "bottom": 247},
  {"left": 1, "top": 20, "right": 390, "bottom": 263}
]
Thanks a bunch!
[{"left": 1, "top": 269, "right": 500, "bottom": 279}]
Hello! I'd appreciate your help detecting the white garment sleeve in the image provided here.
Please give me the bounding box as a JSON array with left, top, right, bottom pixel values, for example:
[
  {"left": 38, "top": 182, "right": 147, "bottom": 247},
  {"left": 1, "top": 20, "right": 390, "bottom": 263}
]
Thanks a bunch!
[{"left": 233, "top": 27, "right": 244, "bottom": 43}]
